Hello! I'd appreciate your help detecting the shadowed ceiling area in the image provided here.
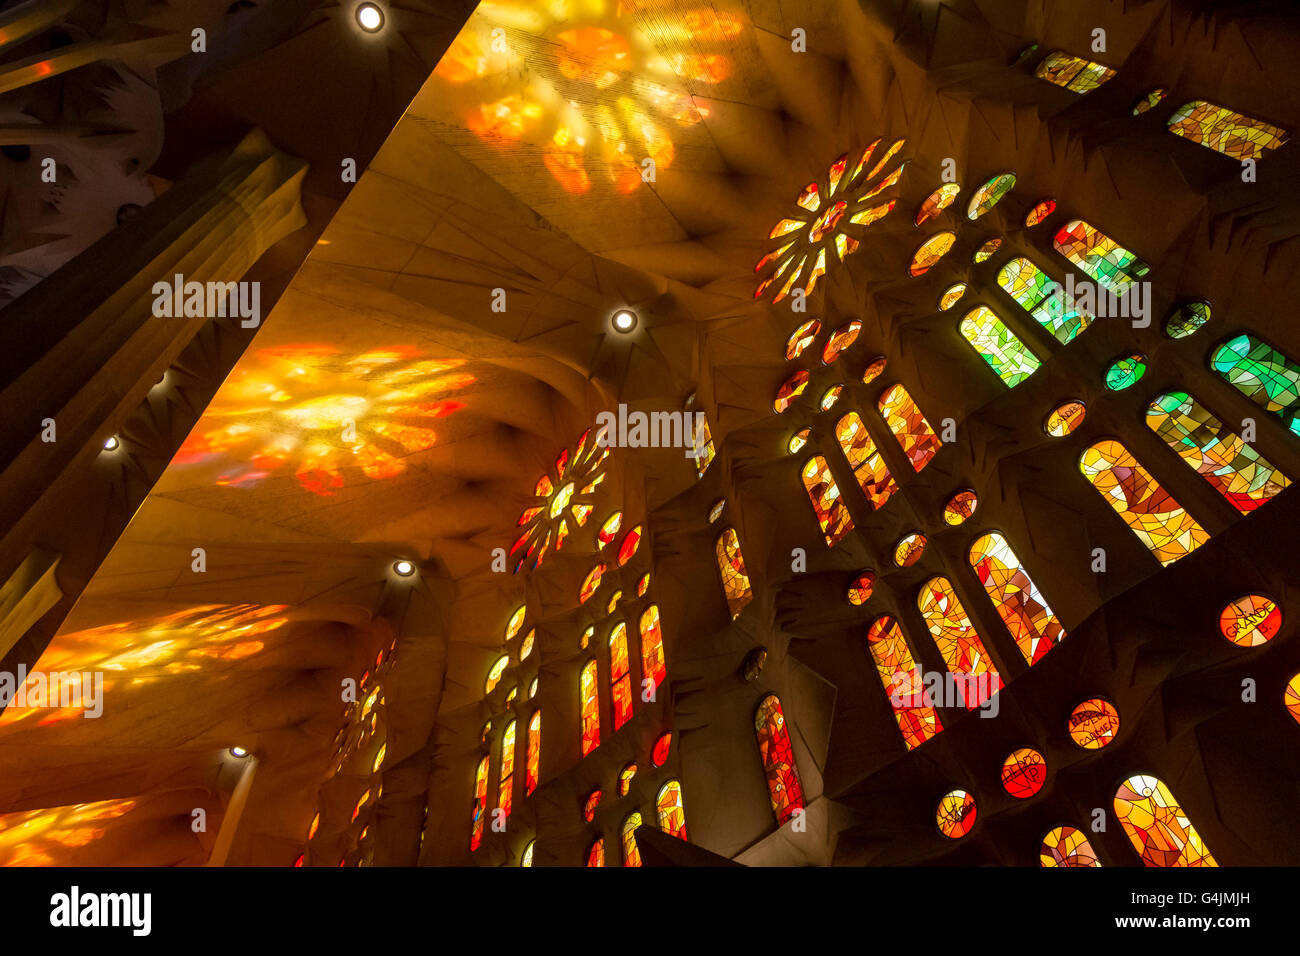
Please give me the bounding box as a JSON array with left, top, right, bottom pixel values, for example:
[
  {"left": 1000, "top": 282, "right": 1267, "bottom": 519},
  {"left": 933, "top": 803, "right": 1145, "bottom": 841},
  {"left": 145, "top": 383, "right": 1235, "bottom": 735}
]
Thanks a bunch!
[{"left": 2, "top": 0, "right": 1299, "bottom": 869}]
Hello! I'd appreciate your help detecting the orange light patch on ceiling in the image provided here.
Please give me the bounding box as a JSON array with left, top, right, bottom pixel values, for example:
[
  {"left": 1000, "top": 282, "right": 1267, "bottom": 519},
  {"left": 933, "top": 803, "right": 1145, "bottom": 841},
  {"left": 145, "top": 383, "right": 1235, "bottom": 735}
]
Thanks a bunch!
[{"left": 0, "top": 798, "right": 138, "bottom": 867}]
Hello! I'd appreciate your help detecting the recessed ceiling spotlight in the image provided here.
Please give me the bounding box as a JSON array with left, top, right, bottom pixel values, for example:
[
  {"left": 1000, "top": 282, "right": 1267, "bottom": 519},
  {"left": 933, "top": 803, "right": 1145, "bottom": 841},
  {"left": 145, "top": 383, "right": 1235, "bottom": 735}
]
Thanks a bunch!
[
  {"left": 611, "top": 309, "right": 637, "bottom": 333},
  {"left": 393, "top": 560, "right": 415, "bottom": 577},
  {"left": 102, "top": 435, "right": 120, "bottom": 451},
  {"left": 229, "top": 746, "right": 250, "bottom": 758},
  {"left": 356, "top": 2, "right": 384, "bottom": 32}
]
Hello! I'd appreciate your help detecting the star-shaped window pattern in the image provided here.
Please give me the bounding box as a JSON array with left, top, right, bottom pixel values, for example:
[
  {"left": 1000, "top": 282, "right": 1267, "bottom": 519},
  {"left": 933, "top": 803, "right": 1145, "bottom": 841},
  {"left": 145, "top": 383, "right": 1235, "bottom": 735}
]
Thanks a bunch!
[
  {"left": 755, "top": 138, "right": 908, "bottom": 302},
  {"left": 510, "top": 426, "right": 610, "bottom": 573}
]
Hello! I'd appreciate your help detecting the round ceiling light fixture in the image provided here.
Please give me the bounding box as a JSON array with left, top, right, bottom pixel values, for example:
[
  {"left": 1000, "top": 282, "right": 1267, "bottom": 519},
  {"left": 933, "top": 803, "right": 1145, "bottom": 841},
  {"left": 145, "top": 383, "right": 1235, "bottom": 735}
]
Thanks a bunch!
[
  {"left": 229, "top": 746, "right": 250, "bottom": 758},
  {"left": 611, "top": 309, "right": 638, "bottom": 333},
  {"left": 393, "top": 559, "right": 416, "bottom": 577},
  {"left": 355, "top": 2, "right": 384, "bottom": 32},
  {"left": 102, "top": 435, "right": 120, "bottom": 451}
]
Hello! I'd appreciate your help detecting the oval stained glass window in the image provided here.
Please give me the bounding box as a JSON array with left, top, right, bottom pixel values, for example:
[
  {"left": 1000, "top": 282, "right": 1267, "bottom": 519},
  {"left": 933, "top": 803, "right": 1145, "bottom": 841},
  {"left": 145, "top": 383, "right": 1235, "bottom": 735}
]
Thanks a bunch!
[
  {"left": 1133, "top": 88, "right": 1167, "bottom": 115},
  {"left": 1044, "top": 400, "right": 1086, "bottom": 437},
  {"left": 1104, "top": 353, "right": 1147, "bottom": 391},
  {"left": 910, "top": 232, "right": 956, "bottom": 276},
  {"left": 708, "top": 499, "right": 725, "bottom": 523},
  {"left": 505, "top": 606, "right": 526, "bottom": 640},
  {"left": 788, "top": 427, "right": 810, "bottom": 454},
  {"left": 893, "top": 532, "right": 927, "bottom": 567},
  {"left": 936, "top": 789, "right": 977, "bottom": 839},
  {"left": 822, "top": 320, "right": 862, "bottom": 364},
  {"left": 651, "top": 732, "right": 672, "bottom": 767},
  {"left": 1286, "top": 673, "right": 1300, "bottom": 725},
  {"left": 938, "top": 282, "right": 966, "bottom": 311},
  {"left": 1165, "top": 301, "right": 1210, "bottom": 339},
  {"left": 1218, "top": 594, "right": 1282, "bottom": 647},
  {"left": 973, "top": 237, "right": 1002, "bottom": 263},
  {"left": 915, "top": 183, "right": 961, "bottom": 226},
  {"left": 862, "top": 356, "right": 887, "bottom": 383},
  {"left": 1068, "top": 697, "right": 1119, "bottom": 749},
  {"left": 786, "top": 318, "right": 821, "bottom": 359},
  {"left": 1040, "top": 826, "right": 1101, "bottom": 867},
  {"left": 583, "top": 788, "right": 602, "bottom": 822},
  {"left": 485, "top": 655, "right": 509, "bottom": 694},
  {"left": 1024, "top": 199, "right": 1056, "bottom": 228},
  {"left": 637, "top": 572, "right": 650, "bottom": 596},
  {"left": 578, "top": 563, "right": 605, "bottom": 604},
  {"left": 847, "top": 571, "right": 875, "bottom": 605},
  {"left": 617, "top": 525, "right": 642, "bottom": 565},
  {"left": 820, "top": 384, "right": 843, "bottom": 410},
  {"left": 1000, "top": 747, "right": 1047, "bottom": 799},
  {"left": 618, "top": 762, "right": 637, "bottom": 796},
  {"left": 598, "top": 511, "right": 623, "bottom": 545},
  {"left": 967, "top": 172, "right": 1016, "bottom": 219},
  {"left": 774, "top": 369, "right": 810, "bottom": 413},
  {"left": 942, "top": 489, "right": 978, "bottom": 525},
  {"left": 519, "top": 629, "right": 535, "bottom": 660}
]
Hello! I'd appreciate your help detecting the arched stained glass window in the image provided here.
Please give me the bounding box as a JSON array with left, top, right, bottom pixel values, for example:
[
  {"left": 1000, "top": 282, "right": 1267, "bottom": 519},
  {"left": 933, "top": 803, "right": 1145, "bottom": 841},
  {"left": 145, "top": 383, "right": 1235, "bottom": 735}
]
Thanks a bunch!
[
  {"left": 1210, "top": 334, "right": 1300, "bottom": 436},
  {"left": 917, "top": 577, "right": 1003, "bottom": 707},
  {"left": 525, "top": 710, "right": 541, "bottom": 796},
  {"left": 801, "top": 456, "right": 855, "bottom": 547},
  {"left": 714, "top": 529, "right": 754, "bottom": 618},
  {"left": 498, "top": 719, "right": 516, "bottom": 821},
  {"left": 609, "top": 623, "right": 633, "bottom": 731},
  {"left": 834, "top": 411, "right": 898, "bottom": 509},
  {"left": 1053, "top": 220, "right": 1148, "bottom": 298},
  {"left": 865, "top": 615, "right": 942, "bottom": 750},
  {"left": 997, "top": 257, "right": 1092, "bottom": 344},
  {"left": 1166, "top": 101, "right": 1289, "bottom": 160},
  {"left": 470, "top": 755, "right": 489, "bottom": 851},
  {"left": 580, "top": 659, "right": 600, "bottom": 756},
  {"left": 656, "top": 780, "right": 688, "bottom": 840},
  {"left": 587, "top": 837, "right": 605, "bottom": 867},
  {"left": 1114, "top": 775, "right": 1217, "bottom": 867},
  {"left": 878, "top": 384, "right": 942, "bottom": 472},
  {"left": 622, "top": 812, "right": 643, "bottom": 867},
  {"left": 959, "top": 306, "right": 1042, "bottom": 387},
  {"left": 1146, "top": 392, "right": 1290, "bottom": 512},
  {"left": 1040, "top": 826, "right": 1102, "bottom": 867},
  {"left": 1035, "top": 51, "right": 1116, "bottom": 93},
  {"left": 1079, "top": 440, "right": 1209, "bottom": 566},
  {"left": 639, "top": 605, "right": 667, "bottom": 691},
  {"left": 754, "top": 695, "right": 805, "bottom": 826},
  {"left": 969, "top": 533, "right": 1064, "bottom": 665}
]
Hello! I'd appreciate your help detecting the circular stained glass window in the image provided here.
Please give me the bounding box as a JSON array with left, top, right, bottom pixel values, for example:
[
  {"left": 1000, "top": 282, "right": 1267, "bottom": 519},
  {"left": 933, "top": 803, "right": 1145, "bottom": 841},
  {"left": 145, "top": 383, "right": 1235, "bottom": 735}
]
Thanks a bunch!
[
  {"left": 893, "top": 532, "right": 927, "bottom": 567},
  {"left": 774, "top": 369, "right": 810, "bottom": 413},
  {"left": 1000, "top": 747, "right": 1046, "bottom": 799},
  {"left": 938, "top": 282, "right": 967, "bottom": 311},
  {"left": 936, "top": 789, "right": 977, "bottom": 839},
  {"left": 1165, "top": 301, "right": 1210, "bottom": 340},
  {"left": 1218, "top": 594, "right": 1282, "bottom": 647},
  {"left": 942, "top": 489, "right": 978, "bottom": 525},
  {"left": 1067, "top": 697, "right": 1119, "bottom": 749},
  {"left": 1104, "top": 353, "right": 1147, "bottom": 391},
  {"left": 788, "top": 427, "right": 810, "bottom": 455},
  {"left": 847, "top": 571, "right": 875, "bottom": 605},
  {"left": 1024, "top": 199, "right": 1056, "bottom": 228},
  {"left": 862, "top": 356, "right": 887, "bottom": 384},
  {"left": 1044, "top": 400, "right": 1086, "bottom": 437}
]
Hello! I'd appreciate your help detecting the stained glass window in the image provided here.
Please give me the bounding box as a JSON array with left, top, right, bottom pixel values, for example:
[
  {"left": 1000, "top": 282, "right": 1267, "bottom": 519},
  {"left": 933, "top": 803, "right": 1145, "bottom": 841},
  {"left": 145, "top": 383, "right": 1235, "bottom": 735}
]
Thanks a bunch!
[
  {"left": 652, "top": 732, "right": 672, "bottom": 767},
  {"left": 583, "top": 789, "right": 602, "bottom": 823},
  {"left": 1165, "top": 301, "right": 1210, "bottom": 339},
  {"left": 1115, "top": 775, "right": 1217, "bottom": 867},
  {"left": 708, "top": 499, "right": 725, "bottom": 523},
  {"left": 774, "top": 369, "right": 810, "bottom": 413},
  {"left": 969, "top": 532, "right": 1064, "bottom": 665},
  {"left": 801, "top": 456, "right": 855, "bottom": 547},
  {"left": 788, "top": 428, "right": 810, "bottom": 454},
  {"left": 822, "top": 320, "right": 862, "bottom": 364},
  {"left": 1068, "top": 697, "right": 1119, "bottom": 749},
  {"left": 521, "top": 841, "right": 534, "bottom": 867},
  {"left": 879, "top": 384, "right": 942, "bottom": 472},
  {"left": 606, "top": 590, "right": 622, "bottom": 614},
  {"left": 506, "top": 606, "right": 527, "bottom": 640},
  {"left": 959, "top": 306, "right": 1042, "bottom": 387},
  {"left": 967, "top": 173, "right": 1016, "bottom": 219},
  {"left": 834, "top": 411, "right": 898, "bottom": 510},
  {"left": 609, "top": 623, "right": 633, "bottom": 730},
  {"left": 820, "top": 385, "right": 844, "bottom": 410},
  {"left": 943, "top": 489, "right": 978, "bottom": 525},
  {"left": 485, "top": 655, "right": 509, "bottom": 695},
  {"left": 639, "top": 604, "right": 667, "bottom": 691},
  {"left": 657, "top": 781, "right": 688, "bottom": 840},
  {"left": 754, "top": 695, "right": 805, "bottom": 826},
  {"left": 1133, "top": 89, "right": 1167, "bottom": 115},
  {"left": 617, "top": 526, "right": 642, "bottom": 565},
  {"left": 996, "top": 256, "right": 1091, "bottom": 344},
  {"left": 525, "top": 710, "right": 540, "bottom": 795},
  {"left": 1001, "top": 747, "right": 1046, "bottom": 799},
  {"left": 972, "top": 237, "right": 1002, "bottom": 263},
  {"left": 622, "top": 812, "right": 643, "bottom": 867},
  {"left": 580, "top": 626, "right": 593, "bottom": 650},
  {"left": 1104, "top": 353, "right": 1147, "bottom": 391},
  {"left": 1040, "top": 826, "right": 1102, "bottom": 867},
  {"left": 1286, "top": 673, "right": 1300, "bottom": 725},
  {"left": 578, "top": 563, "right": 605, "bottom": 604},
  {"left": 1035, "top": 51, "right": 1116, "bottom": 93},
  {"left": 580, "top": 659, "right": 600, "bottom": 755},
  {"left": 938, "top": 283, "right": 967, "bottom": 311},
  {"left": 1218, "top": 594, "right": 1282, "bottom": 647},
  {"left": 1166, "top": 100, "right": 1289, "bottom": 160},
  {"left": 862, "top": 356, "right": 887, "bottom": 383},
  {"left": 910, "top": 232, "right": 955, "bottom": 276},
  {"left": 498, "top": 719, "right": 516, "bottom": 821},
  {"left": 1044, "top": 400, "right": 1086, "bottom": 437},
  {"left": 714, "top": 528, "right": 754, "bottom": 618},
  {"left": 893, "top": 532, "right": 927, "bottom": 567},
  {"left": 1079, "top": 440, "right": 1209, "bottom": 565},
  {"left": 915, "top": 183, "right": 961, "bottom": 225},
  {"left": 1147, "top": 391, "right": 1290, "bottom": 512},
  {"left": 690, "top": 411, "right": 716, "bottom": 478},
  {"left": 587, "top": 837, "right": 605, "bottom": 867},
  {"left": 1210, "top": 334, "right": 1300, "bottom": 436},
  {"left": 512, "top": 427, "right": 608, "bottom": 572},
  {"left": 519, "top": 629, "right": 535, "bottom": 661},
  {"left": 1053, "top": 219, "right": 1148, "bottom": 298},
  {"left": 618, "top": 762, "right": 637, "bottom": 796},
  {"left": 936, "top": 789, "right": 977, "bottom": 839},
  {"left": 786, "top": 318, "right": 821, "bottom": 359},
  {"left": 470, "top": 755, "right": 489, "bottom": 851},
  {"left": 847, "top": 571, "right": 875, "bottom": 605},
  {"left": 1024, "top": 199, "right": 1056, "bottom": 228},
  {"left": 865, "top": 615, "right": 942, "bottom": 750},
  {"left": 917, "top": 577, "right": 1003, "bottom": 707}
]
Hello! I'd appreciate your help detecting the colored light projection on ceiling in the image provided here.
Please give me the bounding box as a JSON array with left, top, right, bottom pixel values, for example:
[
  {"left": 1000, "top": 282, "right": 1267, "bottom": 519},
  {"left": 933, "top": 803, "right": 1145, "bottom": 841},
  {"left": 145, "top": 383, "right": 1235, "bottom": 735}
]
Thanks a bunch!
[
  {"left": 511, "top": 425, "right": 610, "bottom": 572},
  {"left": 172, "top": 346, "right": 473, "bottom": 496},
  {"left": 433, "top": 0, "right": 744, "bottom": 196},
  {"left": 0, "top": 798, "right": 137, "bottom": 867},
  {"left": 0, "top": 605, "right": 288, "bottom": 730}
]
